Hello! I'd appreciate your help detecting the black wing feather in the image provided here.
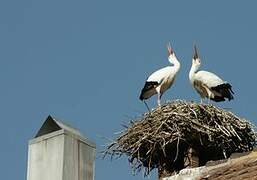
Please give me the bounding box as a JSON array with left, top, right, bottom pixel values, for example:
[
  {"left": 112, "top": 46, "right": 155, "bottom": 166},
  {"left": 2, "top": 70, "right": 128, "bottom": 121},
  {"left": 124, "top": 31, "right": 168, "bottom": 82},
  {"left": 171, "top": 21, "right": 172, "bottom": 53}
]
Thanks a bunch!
[
  {"left": 139, "top": 81, "right": 159, "bottom": 100},
  {"left": 211, "top": 83, "right": 234, "bottom": 101}
]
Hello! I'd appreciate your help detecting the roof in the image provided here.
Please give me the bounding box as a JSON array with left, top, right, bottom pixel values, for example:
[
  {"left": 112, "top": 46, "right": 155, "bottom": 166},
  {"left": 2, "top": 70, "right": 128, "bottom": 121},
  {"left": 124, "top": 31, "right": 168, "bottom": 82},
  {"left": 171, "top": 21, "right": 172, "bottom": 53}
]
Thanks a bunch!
[
  {"left": 163, "top": 150, "right": 257, "bottom": 180},
  {"left": 35, "top": 115, "right": 83, "bottom": 138},
  {"left": 32, "top": 115, "right": 96, "bottom": 148},
  {"left": 200, "top": 151, "right": 257, "bottom": 179}
]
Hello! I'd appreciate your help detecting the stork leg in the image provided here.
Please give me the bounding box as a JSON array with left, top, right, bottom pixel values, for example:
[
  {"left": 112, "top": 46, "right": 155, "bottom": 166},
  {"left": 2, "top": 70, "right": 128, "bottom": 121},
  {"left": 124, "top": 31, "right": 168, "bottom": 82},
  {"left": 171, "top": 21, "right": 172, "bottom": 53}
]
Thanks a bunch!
[
  {"left": 143, "top": 100, "right": 151, "bottom": 113},
  {"left": 157, "top": 93, "right": 161, "bottom": 106},
  {"left": 156, "top": 87, "right": 161, "bottom": 107}
]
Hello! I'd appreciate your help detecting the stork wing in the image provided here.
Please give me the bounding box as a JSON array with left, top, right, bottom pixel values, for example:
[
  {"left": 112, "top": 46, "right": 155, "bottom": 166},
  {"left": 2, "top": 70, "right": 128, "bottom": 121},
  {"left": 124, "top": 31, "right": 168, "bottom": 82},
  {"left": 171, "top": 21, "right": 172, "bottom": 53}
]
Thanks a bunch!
[
  {"left": 146, "top": 66, "right": 174, "bottom": 84},
  {"left": 195, "top": 70, "right": 225, "bottom": 88}
]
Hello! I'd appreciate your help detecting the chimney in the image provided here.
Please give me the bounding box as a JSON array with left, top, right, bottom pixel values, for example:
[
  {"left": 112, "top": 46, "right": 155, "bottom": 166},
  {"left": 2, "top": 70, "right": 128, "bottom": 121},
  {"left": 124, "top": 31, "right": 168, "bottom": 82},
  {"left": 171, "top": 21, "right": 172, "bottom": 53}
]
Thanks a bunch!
[{"left": 26, "top": 115, "right": 96, "bottom": 180}]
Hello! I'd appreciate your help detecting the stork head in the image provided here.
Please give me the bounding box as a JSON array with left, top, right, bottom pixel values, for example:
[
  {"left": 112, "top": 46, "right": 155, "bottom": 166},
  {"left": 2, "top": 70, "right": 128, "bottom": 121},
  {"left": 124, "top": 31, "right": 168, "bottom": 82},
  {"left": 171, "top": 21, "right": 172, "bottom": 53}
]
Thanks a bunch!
[
  {"left": 192, "top": 44, "right": 201, "bottom": 67},
  {"left": 167, "top": 42, "right": 179, "bottom": 64}
]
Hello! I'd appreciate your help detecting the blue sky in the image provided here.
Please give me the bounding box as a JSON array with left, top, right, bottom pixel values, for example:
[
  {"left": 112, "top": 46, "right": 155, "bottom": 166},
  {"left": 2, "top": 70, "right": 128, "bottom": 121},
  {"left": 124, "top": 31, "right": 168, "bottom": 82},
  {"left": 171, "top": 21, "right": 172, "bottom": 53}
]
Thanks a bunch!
[{"left": 1, "top": 1, "right": 257, "bottom": 180}]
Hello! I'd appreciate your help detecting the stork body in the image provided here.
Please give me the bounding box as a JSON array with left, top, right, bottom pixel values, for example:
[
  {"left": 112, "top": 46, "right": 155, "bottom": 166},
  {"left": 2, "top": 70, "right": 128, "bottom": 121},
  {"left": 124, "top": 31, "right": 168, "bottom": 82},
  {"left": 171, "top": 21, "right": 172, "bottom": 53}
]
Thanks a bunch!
[
  {"left": 139, "top": 43, "right": 180, "bottom": 107},
  {"left": 189, "top": 45, "right": 234, "bottom": 103}
]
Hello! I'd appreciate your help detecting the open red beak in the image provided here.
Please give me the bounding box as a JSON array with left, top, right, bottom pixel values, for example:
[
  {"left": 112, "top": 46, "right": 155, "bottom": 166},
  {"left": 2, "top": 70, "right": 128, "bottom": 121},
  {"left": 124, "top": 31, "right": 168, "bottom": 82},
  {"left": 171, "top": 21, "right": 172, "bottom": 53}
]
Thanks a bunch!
[{"left": 167, "top": 42, "right": 174, "bottom": 55}]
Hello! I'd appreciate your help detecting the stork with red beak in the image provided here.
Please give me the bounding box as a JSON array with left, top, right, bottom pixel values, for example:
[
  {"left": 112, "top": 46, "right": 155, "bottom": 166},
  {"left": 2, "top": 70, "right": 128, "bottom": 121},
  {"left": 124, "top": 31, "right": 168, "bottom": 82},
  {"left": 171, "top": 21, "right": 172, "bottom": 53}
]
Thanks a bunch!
[
  {"left": 139, "top": 42, "right": 181, "bottom": 108},
  {"left": 189, "top": 45, "right": 234, "bottom": 103}
]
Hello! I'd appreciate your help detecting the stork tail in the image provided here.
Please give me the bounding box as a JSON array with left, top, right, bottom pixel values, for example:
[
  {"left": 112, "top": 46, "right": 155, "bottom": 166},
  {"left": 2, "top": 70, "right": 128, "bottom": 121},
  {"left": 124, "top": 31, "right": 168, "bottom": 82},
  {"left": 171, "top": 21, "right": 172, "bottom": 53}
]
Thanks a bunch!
[{"left": 211, "top": 83, "right": 234, "bottom": 102}]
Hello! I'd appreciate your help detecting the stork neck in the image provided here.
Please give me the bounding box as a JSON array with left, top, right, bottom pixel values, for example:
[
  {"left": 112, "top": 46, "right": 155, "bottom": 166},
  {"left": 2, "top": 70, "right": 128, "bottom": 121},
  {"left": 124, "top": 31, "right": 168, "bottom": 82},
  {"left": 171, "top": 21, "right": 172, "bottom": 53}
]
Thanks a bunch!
[
  {"left": 173, "top": 57, "right": 180, "bottom": 66},
  {"left": 173, "top": 58, "right": 180, "bottom": 71},
  {"left": 170, "top": 57, "right": 180, "bottom": 75},
  {"left": 169, "top": 55, "right": 180, "bottom": 67},
  {"left": 189, "top": 63, "right": 199, "bottom": 79}
]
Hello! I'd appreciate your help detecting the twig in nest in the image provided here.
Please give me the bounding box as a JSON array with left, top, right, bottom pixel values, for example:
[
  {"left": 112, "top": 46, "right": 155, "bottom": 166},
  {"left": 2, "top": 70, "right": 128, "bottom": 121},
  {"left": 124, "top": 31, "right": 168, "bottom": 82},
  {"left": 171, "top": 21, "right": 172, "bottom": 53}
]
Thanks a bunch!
[{"left": 174, "top": 137, "right": 180, "bottom": 162}]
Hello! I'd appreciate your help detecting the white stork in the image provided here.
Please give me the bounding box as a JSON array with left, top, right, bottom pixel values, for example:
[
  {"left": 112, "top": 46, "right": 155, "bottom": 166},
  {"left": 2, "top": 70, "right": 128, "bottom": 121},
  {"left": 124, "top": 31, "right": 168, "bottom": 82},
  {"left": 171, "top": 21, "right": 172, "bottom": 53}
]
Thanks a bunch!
[
  {"left": 139, "top": 42, "right": 181, "bottom": 108},
  {"left": 189, "top": 45, "right": 234, "bottom": 103}
]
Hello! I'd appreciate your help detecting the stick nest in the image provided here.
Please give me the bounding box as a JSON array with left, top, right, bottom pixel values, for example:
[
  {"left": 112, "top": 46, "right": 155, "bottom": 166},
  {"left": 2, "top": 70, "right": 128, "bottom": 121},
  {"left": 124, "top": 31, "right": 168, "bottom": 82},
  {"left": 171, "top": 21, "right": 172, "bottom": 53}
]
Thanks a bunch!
[{"left": 103, "top": 100, "right": 256, "bottom": 176}]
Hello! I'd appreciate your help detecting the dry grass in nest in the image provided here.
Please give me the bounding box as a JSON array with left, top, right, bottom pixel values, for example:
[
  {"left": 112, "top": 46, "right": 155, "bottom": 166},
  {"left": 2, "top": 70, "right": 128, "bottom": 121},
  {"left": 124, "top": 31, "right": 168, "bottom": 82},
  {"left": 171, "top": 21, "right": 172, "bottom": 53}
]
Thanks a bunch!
[{"left": 102, "top": 100, "right": 256, "bottom": 176}]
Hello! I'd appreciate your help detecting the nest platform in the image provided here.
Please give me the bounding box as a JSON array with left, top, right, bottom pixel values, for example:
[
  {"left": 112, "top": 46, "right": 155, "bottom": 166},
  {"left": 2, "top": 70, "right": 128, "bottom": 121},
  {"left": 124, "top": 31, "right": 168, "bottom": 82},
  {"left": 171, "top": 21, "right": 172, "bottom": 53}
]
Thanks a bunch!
[{"left": 103, "top": 100, "right": 256, "bottom": 176}]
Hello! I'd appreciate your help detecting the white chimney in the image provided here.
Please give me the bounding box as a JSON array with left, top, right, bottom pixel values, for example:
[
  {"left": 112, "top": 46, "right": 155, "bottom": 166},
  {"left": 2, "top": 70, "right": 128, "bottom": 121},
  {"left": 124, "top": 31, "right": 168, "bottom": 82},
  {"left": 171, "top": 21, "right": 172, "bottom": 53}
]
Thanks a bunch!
[{"left": 26, "top": 115, "right": 96, "bottom": 180}]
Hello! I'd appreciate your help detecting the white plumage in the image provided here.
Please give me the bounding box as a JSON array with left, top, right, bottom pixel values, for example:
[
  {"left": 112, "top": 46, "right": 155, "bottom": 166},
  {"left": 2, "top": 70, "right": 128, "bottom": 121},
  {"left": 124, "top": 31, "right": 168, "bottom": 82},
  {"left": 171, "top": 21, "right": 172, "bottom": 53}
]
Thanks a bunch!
[
  {"left": 189, "top": 45, "right": 234, "bottom": 103},
  {"left": 139, "top": 43, "right": 180, "bottom": 107},
  {"left": 194, "top": 71, "right": 225, "bottom": 88}
]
